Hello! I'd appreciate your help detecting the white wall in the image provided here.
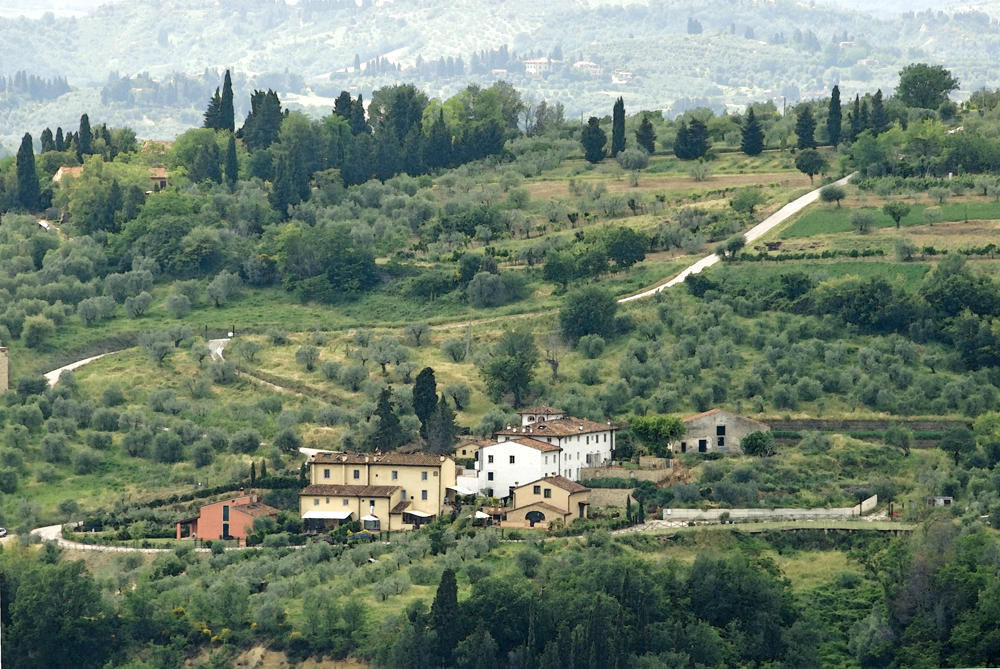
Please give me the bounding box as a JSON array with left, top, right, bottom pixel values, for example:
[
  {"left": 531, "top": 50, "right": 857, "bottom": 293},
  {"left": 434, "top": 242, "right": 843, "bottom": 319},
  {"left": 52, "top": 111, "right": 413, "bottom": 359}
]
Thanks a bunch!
[{"left": 477, "top": 441, "right": 556, "bottom": 497}]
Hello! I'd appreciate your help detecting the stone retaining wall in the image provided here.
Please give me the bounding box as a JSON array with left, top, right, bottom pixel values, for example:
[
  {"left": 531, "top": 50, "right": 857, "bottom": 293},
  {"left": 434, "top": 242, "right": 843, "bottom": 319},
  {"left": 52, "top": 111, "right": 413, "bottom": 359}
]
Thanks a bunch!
[
  {"left": 580, "top": 466, "right": 672, "bottom": 483},
  {"left": 588, "top": 488, "right": 635, "bottom": 508},
  {"left": 661, "top": 495, "right": 877, "bottom": 522}
]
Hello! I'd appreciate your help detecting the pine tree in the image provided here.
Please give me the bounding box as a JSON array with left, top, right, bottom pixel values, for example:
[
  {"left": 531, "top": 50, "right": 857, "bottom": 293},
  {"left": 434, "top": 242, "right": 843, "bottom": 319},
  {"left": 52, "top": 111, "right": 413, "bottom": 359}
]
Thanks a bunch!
[
  {"left": 634, "top": 116, "right": 656, "bottom": 154},
  {"left": 611, "top": 96, "right": 626, "bottom": 156},
  {"left": 55, "top": 127, "right": 64, "bottom": 152},
  {"left": 580, "top": 116, "right": 606, "bottom": 163},
  {"left": 16, "top": 132, "right": 39, "bottom": 211},
  {"left": 78, "top": 113, "right": 92, "bottom": 157},
  {"left": 39, "top": 128, "right": 54, "bottom": 153},
  {"left": 372, "top": 388, "right": 403, "bottom": 451},
  {"left": 828, "top": 85, "right": 842, "bottom": 146},
  {"left": 795, "top": 106, "right": 816, "bottom": 149},
  {"left": 224, "top": 134, "right": 238, "bottom": 189},
  {"left": 870, "top": 89, "right": 889, "bottom": 136},
  {"left": 334, "top": 90, "right": 353, "bottom": 121},
  {"left": 431, "top": 569, "right": 461, "bottom": 666},
  {"left": 412, "top": 367, "right": 437, "bottom": 439},
  {"left": 740, "top": 108, "right": 764, "bottom": 156},
  {"left": 425, "top": 395, "right": 457, "bottom": 455},
  {"left": 220, "top": 69, "right": 235, "bottom": 133}
]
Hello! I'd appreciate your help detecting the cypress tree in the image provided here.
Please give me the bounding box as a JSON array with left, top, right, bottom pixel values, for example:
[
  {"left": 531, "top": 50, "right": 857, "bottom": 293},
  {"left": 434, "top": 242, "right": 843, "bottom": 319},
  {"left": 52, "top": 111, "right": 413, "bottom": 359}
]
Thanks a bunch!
[
  {"left": 39, "top": 128, "right": 54, "bottom": 153},
  {"left": 268, "top": 153, "right": 297, "bottom": 217},
  {"left": 333, "top": 90, "right": 353, "bottom": 121},
  {"left": 675, "top": 119, "right": 709, "bottom": 159},
  {"left": 870, "top": 89, "right": 889, "bottom": 136},
  {"left": 55, "top": 127, "right": 64, "bottom": 152},
  {"left": 250, "top": 461, "right": 256, "bottom": 486},
  {"left": 850, "top": 95, "right": 862, "bottom": 141},
  {"left": 423, "top": 109, "right": 452, "bottom": 169},
  {"left": 78, "top": 113, "right": 92, "bottom": 157},
  {"left": 224, "top": 134, "right": 238, "bottom": 189},
  {"left": 431, "top": 569, "right": 461, "bottom": 666},
  {"left": 858, "top": 99, "right": 870, "bottom": 134},
  {"left": 16, "top": 132, "right": 39, "bottom": 211},
  {"left": 795, "top": 106, "right": 816, "bottom": 149},
  {"left": 203, "top": 88, "right": 222, "bottom": 129},
  {"left": 350, "top": 94, "right": 369, "bottom": 135},
  {"left": 412, "top": 366, "right": 437, "bottom": 438},
  {"left": 828, "top": 85, "right": 842, "bottom": 146},
  {"left": 580, "top": 116, "right": 606, "bottom": 163},
  {"left": 611, "top": 96, "right": 626, "bottom": 156},
  {"left": 634, "top": 116, "right": 656, "bottom": 154},
  {"left": 260, "top": 459, "right": 267, "bottom": 479},
  {"left": 220, "top": 69, "right": 235, "bottom": 133},
  {"left": 740, "top": 108, "right": 764, "bottom": 156},
  {"left": 425, "top": 395, "right": 457, "bottom": 455},
  {"left": 239, "top": 89, "right": 283, "bottom": 151},
  {"left": 372, "top": 388, "right": 403, "bottom": 451}
]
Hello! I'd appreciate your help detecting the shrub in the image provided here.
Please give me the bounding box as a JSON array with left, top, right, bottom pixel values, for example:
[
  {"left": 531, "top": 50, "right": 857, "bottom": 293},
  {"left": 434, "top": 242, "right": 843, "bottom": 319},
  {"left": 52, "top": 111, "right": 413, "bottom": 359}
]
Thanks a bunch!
[
  {"left": 578, "top": 334, "right": 606, "bottom": 358},
  {"left": 441, "top": 338, "right": 467, "bottom": 362},
  {"left": 273, "top": 428, "right": 302, "bottom": 452},
  {"left": 231, "top": 429, "right": 262, "bottom": 454},
  {"left": 72, "top": 448, "right": 102, "bottom": 474}
]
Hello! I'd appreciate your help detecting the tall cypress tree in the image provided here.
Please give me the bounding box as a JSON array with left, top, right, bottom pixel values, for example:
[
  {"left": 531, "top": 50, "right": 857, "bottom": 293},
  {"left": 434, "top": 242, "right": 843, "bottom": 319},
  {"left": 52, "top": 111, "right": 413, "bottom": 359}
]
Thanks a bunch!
[
  {"left": 430, "top": 569, "right": 461, "bottom": 666},
  {"left": 224, "top": 134, "right": 238, "bottom": 189},
  {"left": 203, "top": 88, "right": 222, "bottom": 129},
  {"left": 870, "top": 89, "right": 889, "bottom": 136},
  {"left": 740, "top": 108, "right": 764, "bottom": 156},
  {"left": 39, "top": 128, "right": 54, "bottom": 153},
  {"left": 850, "top": 95, "right": 862, "bottom": 141},
  {"left": 413, "top": 366, "right": 437, "bottom": 438},
  {"left": 611, "top": 96, "right": 626, "bottom": 156},
  {"left": 425, "top": 394, "right": 457, "bottom": 455},
  {"left": 350, "top": 94, "right": 369, "bottom": 135},
  {"left": 795, "top": 106, "right": 816, "bottom": 149},
  {"left": 220, "top": 69, "right": 235, "bottom": 133},
  {"left": 634, "top": 116, "right": 656, "bottom": 154},
  {"left": 828, "top": 85, "right": 842, "bottom": 146},
  {"left": 78, "top": 113, "right": 92, "bottom": 157},
  {"left": 16, "top": 132, "right": 39, "bottom": 211},
  {"left": 55, "top": 127, "right": 64, "bottom": 152},
  {"left": 268, "top": 153, "right": 296, "bottom": 217},
  {"left": 580, "top": 116, "right": 606, "bottom": 163},
  {"left": 239, "top": 89, "right": 283, "bottom": 151},
  {"left": 423, "top": 109, "right": 452, "bottom": 169},
  {"left": 372, "top": 387, "right": 403, "bottom": 451},
  {"left": 858, "top": 99, "right": 870, "bottom": 135}
]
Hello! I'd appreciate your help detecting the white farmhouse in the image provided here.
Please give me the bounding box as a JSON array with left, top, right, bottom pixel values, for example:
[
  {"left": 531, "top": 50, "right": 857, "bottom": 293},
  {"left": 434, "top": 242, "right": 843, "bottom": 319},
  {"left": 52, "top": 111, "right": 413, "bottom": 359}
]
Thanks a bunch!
[
  {"left": 476, "top": 406, "right": 616, "bottom": 497},
  {"left": 477, "top": 437, "right": 561, "bottom": 499}
]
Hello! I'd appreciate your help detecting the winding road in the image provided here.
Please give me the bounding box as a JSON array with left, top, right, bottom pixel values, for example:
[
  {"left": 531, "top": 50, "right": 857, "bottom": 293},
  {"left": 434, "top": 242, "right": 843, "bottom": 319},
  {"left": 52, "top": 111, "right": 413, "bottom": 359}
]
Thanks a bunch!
[{"left": 618, "top": 173, "right": 856, "bottom": 303}]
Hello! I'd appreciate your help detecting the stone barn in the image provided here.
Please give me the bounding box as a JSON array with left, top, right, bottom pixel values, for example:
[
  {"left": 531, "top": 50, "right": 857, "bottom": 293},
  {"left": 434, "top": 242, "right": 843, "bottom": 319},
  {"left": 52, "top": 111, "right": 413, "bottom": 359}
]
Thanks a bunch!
[{"left": 674, "top": 409, "right": 769, "bottom": 454}]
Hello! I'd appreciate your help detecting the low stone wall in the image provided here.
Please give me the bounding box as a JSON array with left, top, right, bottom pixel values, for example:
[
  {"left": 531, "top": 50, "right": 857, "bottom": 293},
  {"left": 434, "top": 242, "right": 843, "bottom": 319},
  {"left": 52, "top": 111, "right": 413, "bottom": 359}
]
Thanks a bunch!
[
  {"left": 769, "top": 418, "right": 968, "bottom": 432},
  {"left": 638, "top": 456, "right": 670, "bottom": 469},
  {"left": 588, "top": 488, "right": 635, "bottom": 508},
  {"left": 580, "top": 466, "right": 671, "bottom": 483},
  {"left": 661, "top": 495, "right": 877, "bottom": 522}
]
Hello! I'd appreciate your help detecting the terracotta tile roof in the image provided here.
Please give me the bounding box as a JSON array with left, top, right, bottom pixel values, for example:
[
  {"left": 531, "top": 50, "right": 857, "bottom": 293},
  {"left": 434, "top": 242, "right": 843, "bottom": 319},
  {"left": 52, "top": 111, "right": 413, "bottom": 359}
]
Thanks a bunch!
[
  {"left": 391, "top": 500, "right": 411, "bottom": 513},
  {"left": 512, "top": 501, "right": 572, "bottom": 517},
  {"left": 486, "top": 437, "right": 561, "bottom": 453},
  {"left": 309, "top": 452, "right": 450, "bottom": 466},
  {"left": 495, "top": 416, "right": 613, "bottom": 438},
  {"left": 538, "top": 475, "right": 590, "bottom": 493},
  {"left": 682, "top": 408, "right": 721, "bottom": 422},
  {"left": 300, "top": 484, "right": 399, "bottom": 497},
  {"left": 234, "top": 502, "right": 280, "bottom": 517},
  {"left": 517, "top": 405, "right": 564, "bottom": 415},
  {"left": 52, "top": 165, "right": 84, "bottom": 182}
]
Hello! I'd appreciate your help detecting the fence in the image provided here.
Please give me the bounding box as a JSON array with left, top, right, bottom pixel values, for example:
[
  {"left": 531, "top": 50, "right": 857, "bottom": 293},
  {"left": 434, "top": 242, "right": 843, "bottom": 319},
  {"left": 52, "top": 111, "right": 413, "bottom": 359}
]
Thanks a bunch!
[{"left": 661, "top": 495, "right": 878, "bottom": 522}]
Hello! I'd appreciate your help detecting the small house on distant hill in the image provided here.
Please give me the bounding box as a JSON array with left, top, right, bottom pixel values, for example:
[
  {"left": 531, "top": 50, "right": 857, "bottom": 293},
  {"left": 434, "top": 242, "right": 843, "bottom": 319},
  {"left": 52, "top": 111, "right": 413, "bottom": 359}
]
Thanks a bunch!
[
  {"left": 501, "top": 476, "right": 590, "bottom": 529},
  {"left": 176, "top": 491, "right": 278, "bottom": 545},
  {"left": 674, "top": 409, "right": 769, "bottom": 454}
]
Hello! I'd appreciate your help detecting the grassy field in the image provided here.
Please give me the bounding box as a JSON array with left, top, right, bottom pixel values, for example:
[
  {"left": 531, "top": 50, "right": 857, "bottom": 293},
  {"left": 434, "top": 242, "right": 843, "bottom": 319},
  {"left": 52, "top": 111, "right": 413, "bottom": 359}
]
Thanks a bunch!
[
  {"left": 707, "top": 259, "right": 932, "bottom": 290},
  {"left": 781, "top": 198, "right": 1000, "bottom": 238}
]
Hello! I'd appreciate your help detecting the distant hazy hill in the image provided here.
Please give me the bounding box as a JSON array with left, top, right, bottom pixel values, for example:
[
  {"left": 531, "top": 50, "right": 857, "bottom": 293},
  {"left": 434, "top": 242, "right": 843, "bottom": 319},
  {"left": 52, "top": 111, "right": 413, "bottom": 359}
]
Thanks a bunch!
[{"left": 0, "top": 0, "right": 999, "bottom": 148}]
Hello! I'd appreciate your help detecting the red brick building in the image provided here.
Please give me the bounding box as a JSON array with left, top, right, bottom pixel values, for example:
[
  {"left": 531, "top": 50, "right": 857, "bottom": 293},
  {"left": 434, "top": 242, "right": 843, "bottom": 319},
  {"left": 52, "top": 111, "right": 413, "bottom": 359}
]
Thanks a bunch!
[{"left": 176, "top": 492, "right": 278, "bottom": 545}]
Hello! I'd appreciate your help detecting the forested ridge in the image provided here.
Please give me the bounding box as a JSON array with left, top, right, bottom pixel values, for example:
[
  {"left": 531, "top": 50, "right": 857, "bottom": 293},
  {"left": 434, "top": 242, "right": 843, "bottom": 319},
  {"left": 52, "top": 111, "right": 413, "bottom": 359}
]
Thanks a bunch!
[{"left": 2, "top": 61, "right": 1000, "bottom": 667}]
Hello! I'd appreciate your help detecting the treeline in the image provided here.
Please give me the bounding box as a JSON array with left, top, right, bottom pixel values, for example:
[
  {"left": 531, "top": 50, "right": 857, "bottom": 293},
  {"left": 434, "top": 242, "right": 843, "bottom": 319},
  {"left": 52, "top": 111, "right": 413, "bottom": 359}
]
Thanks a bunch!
[{"left": 0, "top": 71, "right": 69, "bottom": 101}]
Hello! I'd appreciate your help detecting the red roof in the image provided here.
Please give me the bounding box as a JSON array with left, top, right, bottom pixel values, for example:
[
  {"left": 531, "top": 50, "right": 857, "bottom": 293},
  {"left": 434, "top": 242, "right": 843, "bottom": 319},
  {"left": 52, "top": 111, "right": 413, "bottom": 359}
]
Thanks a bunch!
[
  {"left": 682, "top": 408, "right": 721, "bottom": 422},
  {"left": 484, "top": 437, "right": 561, "bottom": 453},
  {"left": 496, "top": 417, "right": 613, "bottom": 438}
]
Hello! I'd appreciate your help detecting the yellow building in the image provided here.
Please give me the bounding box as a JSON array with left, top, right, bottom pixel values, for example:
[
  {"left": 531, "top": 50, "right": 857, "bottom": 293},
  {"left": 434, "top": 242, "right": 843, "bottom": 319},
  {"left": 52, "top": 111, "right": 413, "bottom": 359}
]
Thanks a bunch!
[
  {"left": 502, "top": 476, "right": 590, "bottom": 529},
  {"left": 454, "top": 439, "right": 491, "bottom": 461},
  {"left": 300, "top": 452, "right": 457, "bottom": 532}
]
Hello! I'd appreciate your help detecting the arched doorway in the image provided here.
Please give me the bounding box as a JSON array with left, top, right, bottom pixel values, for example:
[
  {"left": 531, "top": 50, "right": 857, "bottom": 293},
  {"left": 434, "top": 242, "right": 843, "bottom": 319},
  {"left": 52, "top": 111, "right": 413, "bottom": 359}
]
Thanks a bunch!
[{"left": 525, "top": 510, "right": 546, "bottom": 527}]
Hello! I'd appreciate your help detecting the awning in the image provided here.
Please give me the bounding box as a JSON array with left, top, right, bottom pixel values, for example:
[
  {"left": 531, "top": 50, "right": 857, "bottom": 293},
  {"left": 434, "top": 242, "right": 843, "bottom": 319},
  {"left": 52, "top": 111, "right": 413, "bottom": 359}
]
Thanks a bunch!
[
  {"left": 360, "top": 514, "right": 379, "bottom": 522},
  {"left": 302, "top": 510, "right": 353, "bottom": 520},
  {"left": 404, "top": 510, "right": 434, "bottom": 518},
  {"left": 474, "top": 510, "right": 491, "bottom": 519},
  {"left": 447, "top": 485, "right": 477, "bottom": 496}
]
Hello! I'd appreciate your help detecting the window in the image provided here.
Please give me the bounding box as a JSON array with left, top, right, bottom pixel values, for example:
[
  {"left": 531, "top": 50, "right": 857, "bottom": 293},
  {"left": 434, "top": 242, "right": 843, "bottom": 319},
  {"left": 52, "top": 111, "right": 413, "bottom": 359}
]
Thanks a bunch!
[
  {"left": 433, "top": 471, "right": 438, "bottom": 477},
  {"left": 401, "top": 490, "right": 407, "bottom": 500},
  {"left": 353, "top": 469, "right": 360, "bottom": 480},
  {"left": 421, "top": 490, "right": 428, "bottom": 501},
  {"left": 509, "top": 455, "right": 515, "bottom": 464},
  {"left": 487, "top": 472, "right": 494, "bottom": 481},
  {"left": 586, "top": 436, "right": 589, "bottom": 445},
  {"left": 314, "top": 498, "right": 320, "bottom": 506},
  {"left": 222, "top": 505, "right": 229, "bottom": 521},
  {"left": 586, "top": 454, "right": 592, "bottom": 464},
  {"left": 325, "top": 497, "right": 330, "bottom": 503},
  {"left": 392, "top": 470, "right": 398, "bottom": 480},
  {"left": 718, "top": 437, "right": 725, "bottom": 447},
  {"left": 533, "top": 485, "right": 541, "bottom": 494},
  {"left": 604, "top": 434, "right": 607, "bottom": 442},
  {"left": 544, "top": 456, "right": 548, "bottom": 465},
  {"left": 363, "top": 518, "right": 380, "bottom": 531},
  {"left": 544, "top": 488, "right": 551, "bottom": 498},
  {"left": 488, "top": 455, "right": 494, "bottom": 464},
  {"left": 323, "top": 468, "right": 330, "bottom": 479},
  {"left": 717, "top": 425, "right": 726, "bottom": 436},
  {"left": 421, "top": 471, "right": 428, "bottom": 481},
  {"left": 343, "top": 498, "right": 349, "bottom": 506}
]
